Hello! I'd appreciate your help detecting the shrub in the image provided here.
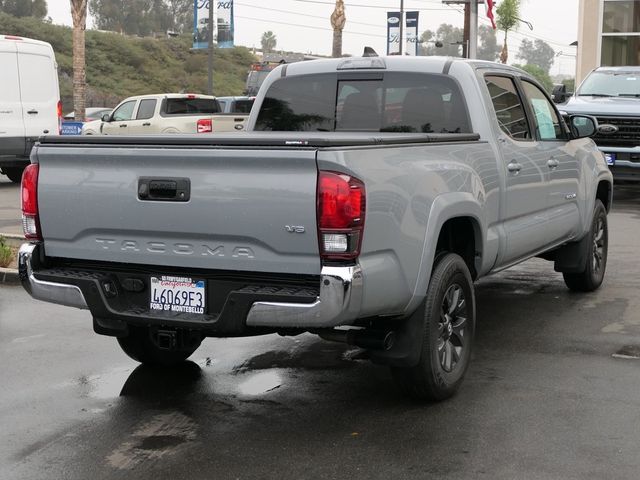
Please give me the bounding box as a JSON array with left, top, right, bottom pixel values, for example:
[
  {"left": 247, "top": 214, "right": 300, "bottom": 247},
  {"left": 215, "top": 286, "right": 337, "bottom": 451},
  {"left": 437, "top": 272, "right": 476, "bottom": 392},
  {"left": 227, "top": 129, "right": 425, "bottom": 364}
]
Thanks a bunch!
[{"left": 0, "top": 237, "right": 12, "bottom": 268}]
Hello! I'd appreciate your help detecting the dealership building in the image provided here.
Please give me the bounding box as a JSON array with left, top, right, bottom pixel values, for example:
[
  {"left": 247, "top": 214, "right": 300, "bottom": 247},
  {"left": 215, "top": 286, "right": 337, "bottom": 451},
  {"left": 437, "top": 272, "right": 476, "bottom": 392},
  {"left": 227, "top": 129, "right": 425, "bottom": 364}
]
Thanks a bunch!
[{"left": 577, "top": 0, "right": 640, "bottom": 82}]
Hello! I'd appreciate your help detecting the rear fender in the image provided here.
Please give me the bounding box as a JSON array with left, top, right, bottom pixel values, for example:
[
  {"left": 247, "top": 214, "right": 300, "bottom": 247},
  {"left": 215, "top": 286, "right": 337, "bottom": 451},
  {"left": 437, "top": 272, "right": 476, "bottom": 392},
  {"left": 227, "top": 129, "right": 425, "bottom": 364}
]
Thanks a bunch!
[{"left": 404, "top": 192, "right": 486, "bottom": 316}]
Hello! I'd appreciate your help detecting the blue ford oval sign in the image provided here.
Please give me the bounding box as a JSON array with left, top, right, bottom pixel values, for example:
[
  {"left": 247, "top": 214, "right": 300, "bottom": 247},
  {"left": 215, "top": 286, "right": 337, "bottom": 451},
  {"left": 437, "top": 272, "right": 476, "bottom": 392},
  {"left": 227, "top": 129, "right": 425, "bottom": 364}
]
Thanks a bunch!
[
  {"left": 597, "top": 124, "right": 619, "bottom": 135},
  {"left": 388, "top": 16, "right": 400, "bottom": 24}
]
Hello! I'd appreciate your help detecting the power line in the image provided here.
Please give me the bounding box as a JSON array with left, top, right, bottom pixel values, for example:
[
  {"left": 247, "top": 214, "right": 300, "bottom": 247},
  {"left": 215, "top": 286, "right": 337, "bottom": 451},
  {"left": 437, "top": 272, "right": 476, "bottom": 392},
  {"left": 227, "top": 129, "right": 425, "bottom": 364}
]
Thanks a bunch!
[
  {"left": 236, "top": 15, "right": 388, "bottom": 38},
  {"left": 235, "top": 1, "right": 384, "bottom": 29},
  {"left": 292, "top": 0, "right": 455, "bottom": 11}
]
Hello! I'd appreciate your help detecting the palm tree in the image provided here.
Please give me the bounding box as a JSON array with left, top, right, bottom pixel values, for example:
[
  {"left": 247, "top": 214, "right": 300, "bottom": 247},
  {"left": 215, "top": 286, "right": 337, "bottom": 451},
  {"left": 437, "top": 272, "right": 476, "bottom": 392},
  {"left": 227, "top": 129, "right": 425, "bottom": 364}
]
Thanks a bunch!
[
  {"left": 70, "top": 0, "right": 88, "bottom": 121},
  {"left": 330, "top": 0, "right": 346, "bottom": 58},
  {"left": 261, "top": 31, "right": 277, "bottom": 54},
  {"left": 496, "top": 0, "right": 520, "bottom": 64}
]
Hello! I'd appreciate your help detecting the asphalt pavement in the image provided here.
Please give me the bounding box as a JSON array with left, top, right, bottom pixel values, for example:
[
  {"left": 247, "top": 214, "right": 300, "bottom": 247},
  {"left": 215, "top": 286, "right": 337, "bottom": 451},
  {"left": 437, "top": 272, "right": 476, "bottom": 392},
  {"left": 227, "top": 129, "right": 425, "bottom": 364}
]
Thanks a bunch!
[{"left": 0, "top": 186, "right": 639, "bottom": 479}]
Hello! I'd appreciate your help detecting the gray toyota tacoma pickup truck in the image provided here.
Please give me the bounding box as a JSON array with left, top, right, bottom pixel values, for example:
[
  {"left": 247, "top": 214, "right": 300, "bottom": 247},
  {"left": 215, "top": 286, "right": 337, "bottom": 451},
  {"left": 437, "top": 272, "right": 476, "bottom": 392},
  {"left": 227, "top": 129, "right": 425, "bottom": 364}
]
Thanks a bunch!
[{"left": 19, "top": 56, "right": 612, "bottom": 401}]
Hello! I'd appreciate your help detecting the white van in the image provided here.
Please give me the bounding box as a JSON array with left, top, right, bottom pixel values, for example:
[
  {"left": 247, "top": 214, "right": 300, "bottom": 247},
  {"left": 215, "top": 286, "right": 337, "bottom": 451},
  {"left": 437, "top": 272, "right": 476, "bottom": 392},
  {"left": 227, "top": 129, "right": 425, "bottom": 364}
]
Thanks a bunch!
[{"left": 0, "top": 34, "right": 60, "bottom": 183}]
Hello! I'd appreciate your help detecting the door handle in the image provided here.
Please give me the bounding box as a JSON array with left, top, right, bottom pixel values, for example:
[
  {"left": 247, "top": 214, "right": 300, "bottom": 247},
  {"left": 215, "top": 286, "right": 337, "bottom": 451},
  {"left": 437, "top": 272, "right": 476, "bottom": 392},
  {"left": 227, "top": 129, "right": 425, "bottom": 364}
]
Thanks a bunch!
[
  {"left": 547, "top": 158, "right": 559, "bottom": 169},
  {"left": 143, "top": 122, "right": 151, "bottom": 126},
  {"left": 119, "top": 124, "right": 127, "bottom": 128},
  {"left": 27, "top": 110, "right": 38, "bottom": 115},
  {"left": 138, "top": 177, "right": 190, "bottom": 201},
  {"left": 507, "top": 162, "right": 522, "bottom": 174}
]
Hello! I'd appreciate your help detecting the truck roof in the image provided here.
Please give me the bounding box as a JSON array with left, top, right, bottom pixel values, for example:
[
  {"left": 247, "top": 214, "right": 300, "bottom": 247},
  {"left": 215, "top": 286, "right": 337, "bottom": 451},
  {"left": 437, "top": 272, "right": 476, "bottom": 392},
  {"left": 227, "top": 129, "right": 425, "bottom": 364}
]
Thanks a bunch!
[
  {"left": 118, "top": 93, "right": 217, "bottom": 101},
  {"left": 276, "top": 55, "right": 527, "bottom": 77}
]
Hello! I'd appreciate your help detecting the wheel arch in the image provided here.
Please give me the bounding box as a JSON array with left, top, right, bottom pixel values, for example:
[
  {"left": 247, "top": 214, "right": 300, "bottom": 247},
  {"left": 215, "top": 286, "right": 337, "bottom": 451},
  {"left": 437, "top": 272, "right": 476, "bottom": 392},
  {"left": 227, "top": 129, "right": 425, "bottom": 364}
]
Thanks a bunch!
[
  {"left": 406, "top": 193, "right": 486, "bottom": 317},
  {"left": 596, "top": 179, "right": 612, "bottom": 212}
]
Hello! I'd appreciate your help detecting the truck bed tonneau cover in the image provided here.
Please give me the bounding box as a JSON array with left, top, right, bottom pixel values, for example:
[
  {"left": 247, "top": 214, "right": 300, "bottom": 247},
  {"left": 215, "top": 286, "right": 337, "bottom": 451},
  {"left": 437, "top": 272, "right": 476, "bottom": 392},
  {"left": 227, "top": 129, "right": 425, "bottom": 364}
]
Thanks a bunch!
[{"left": 37, "top": 132, "right": 481, "bottom": 148}]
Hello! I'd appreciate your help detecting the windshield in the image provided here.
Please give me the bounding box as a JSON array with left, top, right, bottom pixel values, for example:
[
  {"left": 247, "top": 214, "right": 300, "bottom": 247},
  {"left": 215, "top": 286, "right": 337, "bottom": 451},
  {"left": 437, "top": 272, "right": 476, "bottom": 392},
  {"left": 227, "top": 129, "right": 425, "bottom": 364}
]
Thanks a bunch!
[{"left": 578, "top": 71, "right": 640, "bottom": 97}]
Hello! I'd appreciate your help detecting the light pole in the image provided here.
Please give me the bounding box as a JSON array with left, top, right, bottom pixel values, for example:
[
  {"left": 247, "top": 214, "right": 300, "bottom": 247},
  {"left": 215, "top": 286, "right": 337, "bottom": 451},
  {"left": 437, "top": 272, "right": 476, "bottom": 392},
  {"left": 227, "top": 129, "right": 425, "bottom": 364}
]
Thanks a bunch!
[
  {"left": 399, "top": 0, "right": 405, "bottom": 55},
  {"left": 207, "top": 0, "right": 214, "bottom": 96}
]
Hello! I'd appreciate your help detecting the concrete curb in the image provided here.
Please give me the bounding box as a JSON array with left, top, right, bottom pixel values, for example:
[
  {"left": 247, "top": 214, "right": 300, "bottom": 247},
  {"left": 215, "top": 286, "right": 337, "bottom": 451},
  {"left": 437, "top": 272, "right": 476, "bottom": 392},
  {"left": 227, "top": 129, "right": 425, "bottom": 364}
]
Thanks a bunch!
[
  {"left": 1, "top": 233, "right": 23, "bottom": 284},
  {"left": 0, "top": 233, "right": 24, "bottom": 248},
  {"left": 0, "top": 267, "right": 19, "bottom": 284}
]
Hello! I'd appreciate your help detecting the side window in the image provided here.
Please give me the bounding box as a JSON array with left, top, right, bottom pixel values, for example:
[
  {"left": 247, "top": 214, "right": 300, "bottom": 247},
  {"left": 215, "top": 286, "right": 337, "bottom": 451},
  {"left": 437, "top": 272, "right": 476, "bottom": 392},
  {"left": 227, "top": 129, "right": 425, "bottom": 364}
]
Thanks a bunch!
[
  {"left": 112, "top": 100, "right": 136, "bottom": 121},
  {"left": 485, "top": 75, "right": 531, "bottom": 140},
  {"left": 521, "top": 81, "right": 565, "bottom": 141},
  {"left": 136, "top": 99, "right": 157, "bottom": 120}
]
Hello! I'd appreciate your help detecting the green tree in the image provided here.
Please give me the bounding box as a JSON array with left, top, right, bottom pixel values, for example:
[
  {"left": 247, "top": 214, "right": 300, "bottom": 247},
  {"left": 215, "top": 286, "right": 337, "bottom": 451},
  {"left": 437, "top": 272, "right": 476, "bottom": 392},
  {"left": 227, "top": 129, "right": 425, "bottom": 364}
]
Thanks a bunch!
[
  {"left": 420, "top": 24, "right": 464, "bottom": 57},
  {"left": 0, "top": 0, "right": 47, "bottom": 19},
  {"left": 496, "top": 0, "right": 520, "bottom": 64},
  {"left": 165, "top": 0, "right": 192, "bottom": 33},
  {"left": 562, "top": 78, "right": 575, "bottom": 93},
  {"left": 514, "top": 64, "right": 553, "bottom": 92},
  {"left": 516, "top": 39, "right": 555, "bottom": 74},
  {"left": 89, "top": 0, "right": 173, "bottom": 36},
  {"left": 477, "top": 24, "right": 500, "bottom": 61},
  {"left": 261, "top": 31, "right": 277, "bottom": 53}
]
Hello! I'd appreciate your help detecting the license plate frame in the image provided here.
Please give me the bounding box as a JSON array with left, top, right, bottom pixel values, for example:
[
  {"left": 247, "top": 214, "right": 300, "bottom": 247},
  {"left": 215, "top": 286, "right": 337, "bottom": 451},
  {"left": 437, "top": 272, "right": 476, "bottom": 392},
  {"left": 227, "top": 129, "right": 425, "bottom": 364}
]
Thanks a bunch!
[
  {"left": 604, "top": 153, "right": 616, "bottom": 166},
  {"left": 149, "top": 275, "right": 206, "bottom": 314}
]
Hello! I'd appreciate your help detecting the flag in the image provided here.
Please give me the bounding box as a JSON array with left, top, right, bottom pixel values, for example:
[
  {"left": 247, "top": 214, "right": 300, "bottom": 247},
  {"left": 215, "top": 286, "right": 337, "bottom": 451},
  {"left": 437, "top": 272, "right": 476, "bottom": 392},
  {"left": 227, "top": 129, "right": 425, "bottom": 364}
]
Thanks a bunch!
[
  {"left": 386, "top": 12, "right": 401, "bottom": 55},
  {"left": 486, "top": 0, "right": 496, "bottom": 29},
  {"left": 405, "top": 11, "right": 419, "bottom": 56}
]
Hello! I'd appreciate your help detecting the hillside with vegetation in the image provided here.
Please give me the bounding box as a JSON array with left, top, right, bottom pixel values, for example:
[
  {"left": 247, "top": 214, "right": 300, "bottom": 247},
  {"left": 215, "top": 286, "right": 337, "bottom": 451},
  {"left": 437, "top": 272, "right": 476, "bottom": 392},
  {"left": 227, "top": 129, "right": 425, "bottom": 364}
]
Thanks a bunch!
[{"left": 0, "top": 12, "right": 257, "bottom": 110}]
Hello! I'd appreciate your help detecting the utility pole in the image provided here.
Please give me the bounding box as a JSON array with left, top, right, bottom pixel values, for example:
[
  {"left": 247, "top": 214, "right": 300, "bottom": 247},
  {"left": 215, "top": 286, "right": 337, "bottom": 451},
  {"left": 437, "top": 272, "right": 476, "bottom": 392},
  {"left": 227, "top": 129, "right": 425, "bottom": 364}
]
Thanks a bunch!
[
  {"left": 469, "top": 0, "right": 478, "bottom": 59},
  {"left": 462, "top": 3, "right": 470, "bottom": 58},
  {"left": 399, "top": 0, "right": 404, "bottom": 55},
  {"left": 207, "top": 1, "right": 214, "bottom": 95},
  {"left": 444, "top": 0, "right": 477, "bottom": 59}
]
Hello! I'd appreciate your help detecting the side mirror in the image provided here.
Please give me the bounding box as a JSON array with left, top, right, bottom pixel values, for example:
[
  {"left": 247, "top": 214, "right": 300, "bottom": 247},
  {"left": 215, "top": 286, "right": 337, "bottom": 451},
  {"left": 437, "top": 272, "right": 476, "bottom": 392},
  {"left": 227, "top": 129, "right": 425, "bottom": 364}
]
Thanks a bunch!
[
  {"left": 552, "top": 84, "right": 568, "bottom": 104},
  {"left": 569, "top": 115, "right": 597, "bottom": 139},
  {"left": 101, "top": 113, "right": 111, "bottom": 122}
]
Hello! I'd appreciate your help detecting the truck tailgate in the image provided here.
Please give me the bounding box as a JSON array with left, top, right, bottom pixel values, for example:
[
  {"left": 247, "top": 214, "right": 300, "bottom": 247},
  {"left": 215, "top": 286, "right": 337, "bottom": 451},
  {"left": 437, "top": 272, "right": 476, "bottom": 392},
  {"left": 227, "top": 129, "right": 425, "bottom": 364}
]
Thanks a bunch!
[{"left": 36, "top": 145, "right": 321, "bottom": 275}]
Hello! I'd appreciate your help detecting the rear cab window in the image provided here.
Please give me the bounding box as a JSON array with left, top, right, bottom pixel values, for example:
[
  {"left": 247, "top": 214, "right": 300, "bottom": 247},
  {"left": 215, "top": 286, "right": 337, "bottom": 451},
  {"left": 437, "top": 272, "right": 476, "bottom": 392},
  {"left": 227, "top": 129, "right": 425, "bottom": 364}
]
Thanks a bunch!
[
  {"left": 254, "top": 72, "right": 471, "bottom": 133},
  {"left": 485, "top": 75, "right": 532, "bottom": 141},
  {"left": 136, "top": 99, "right": 157, "bottom": 120},
  {"left": 231, "top": 99, "right": 254, "bottom": 114},
  {"left": 162, "top": 97, "right": 221, "bottom": 116}
]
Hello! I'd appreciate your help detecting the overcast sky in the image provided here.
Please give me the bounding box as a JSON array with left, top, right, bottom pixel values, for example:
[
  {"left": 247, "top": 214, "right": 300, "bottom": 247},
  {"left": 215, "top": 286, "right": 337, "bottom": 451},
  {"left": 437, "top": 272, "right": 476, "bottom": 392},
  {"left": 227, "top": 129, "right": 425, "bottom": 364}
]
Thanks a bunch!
[{"left": 46, "top": 0, "right": 579, "bottom": 76}]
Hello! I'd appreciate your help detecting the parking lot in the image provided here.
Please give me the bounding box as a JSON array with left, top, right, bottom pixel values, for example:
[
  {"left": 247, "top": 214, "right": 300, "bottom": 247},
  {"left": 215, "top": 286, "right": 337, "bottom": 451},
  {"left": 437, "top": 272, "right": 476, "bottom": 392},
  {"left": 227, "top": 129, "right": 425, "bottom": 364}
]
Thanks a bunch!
[{"left": 1, "top": 179, "right": 639, "bottom": 479}]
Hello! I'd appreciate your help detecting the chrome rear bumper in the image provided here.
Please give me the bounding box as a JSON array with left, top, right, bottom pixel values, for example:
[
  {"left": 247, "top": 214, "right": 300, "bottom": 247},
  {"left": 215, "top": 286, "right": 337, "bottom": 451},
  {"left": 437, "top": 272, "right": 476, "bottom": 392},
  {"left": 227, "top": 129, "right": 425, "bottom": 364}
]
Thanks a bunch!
[
  {"left": 246, "top": 265, "right": 363, "bottom": 328},
  {"left": 19, "top": 242, "right": 363, "bottom": 328},
  {"left": 18, "top": 243, "right": 88, "bottom": 309}
]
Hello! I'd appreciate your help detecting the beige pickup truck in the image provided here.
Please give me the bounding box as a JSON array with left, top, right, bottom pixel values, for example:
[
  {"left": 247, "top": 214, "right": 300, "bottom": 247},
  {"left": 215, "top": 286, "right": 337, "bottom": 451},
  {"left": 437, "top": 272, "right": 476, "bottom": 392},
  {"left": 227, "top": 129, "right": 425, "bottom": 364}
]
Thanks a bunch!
[{"left": 81, "top": 93, "right": 247, "bottom": 135}]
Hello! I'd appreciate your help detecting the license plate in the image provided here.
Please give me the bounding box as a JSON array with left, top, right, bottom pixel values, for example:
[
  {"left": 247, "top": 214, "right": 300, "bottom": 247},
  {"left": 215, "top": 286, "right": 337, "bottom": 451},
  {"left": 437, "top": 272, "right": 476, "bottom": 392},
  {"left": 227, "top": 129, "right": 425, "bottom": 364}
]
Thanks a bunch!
[
  {"left": 150, "top": 276, "right": 205, "bottom": 314},
  {"left": 604, "top": 153, "right": 616, "bottom": 165}
]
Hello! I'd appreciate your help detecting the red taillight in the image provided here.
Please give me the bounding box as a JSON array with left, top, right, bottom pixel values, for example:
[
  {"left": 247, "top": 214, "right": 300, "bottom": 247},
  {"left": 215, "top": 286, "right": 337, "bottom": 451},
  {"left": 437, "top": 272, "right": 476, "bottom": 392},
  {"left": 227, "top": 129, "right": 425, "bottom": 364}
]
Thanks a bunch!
[
  {"left": 197, "top": 118, "right": 212, "bottom": 133},
  {"left": 57, "top": 100, "right": 62, "bottom": 134},
  {"left": 317, "top": 171, "right": 365, "bottom": 261},
  {"left": 21, "top": 164, "right": 41, "bottom": 240},
  {"left": 4, "top": 35, "right": 23, "bottom": 40}
]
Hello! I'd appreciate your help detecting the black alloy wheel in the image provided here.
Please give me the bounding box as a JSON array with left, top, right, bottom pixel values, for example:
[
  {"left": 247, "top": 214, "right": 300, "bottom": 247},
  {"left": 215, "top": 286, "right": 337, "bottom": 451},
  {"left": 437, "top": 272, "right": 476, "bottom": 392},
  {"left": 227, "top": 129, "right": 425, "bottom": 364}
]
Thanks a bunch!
[
  {"left": 563, "top": 199, "right": 608, "bottom": 292},
  {"left": 391, "top": 252, "right": 475, "bottom": 401}
]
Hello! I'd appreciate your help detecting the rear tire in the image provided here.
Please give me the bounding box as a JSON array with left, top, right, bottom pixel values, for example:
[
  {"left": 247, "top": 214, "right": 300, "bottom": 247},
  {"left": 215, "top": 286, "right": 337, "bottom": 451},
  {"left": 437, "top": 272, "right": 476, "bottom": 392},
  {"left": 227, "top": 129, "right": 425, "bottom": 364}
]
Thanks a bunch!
[
  {"left": 117, "top": 326, "right": 202, "bottom": 366},
  {"left": 3, "top": 166, "right": 25, "bottom": 184},
  {"left": 562, "top": 200, "right": 608, "bottom": 292},
  {"left": 391, "top": 253, "right": 475, "bottom": 401}
]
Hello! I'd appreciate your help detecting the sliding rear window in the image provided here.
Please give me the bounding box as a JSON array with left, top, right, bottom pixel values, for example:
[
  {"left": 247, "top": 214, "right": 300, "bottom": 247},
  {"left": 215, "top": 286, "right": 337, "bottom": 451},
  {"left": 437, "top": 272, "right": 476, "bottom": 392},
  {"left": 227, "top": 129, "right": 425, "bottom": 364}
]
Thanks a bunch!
[
  {"left": 254, "top": 72, "right": 471, "bottom": 133},
  {"left": 162, "top": 98, "right": 221, "bottom": 115}
]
